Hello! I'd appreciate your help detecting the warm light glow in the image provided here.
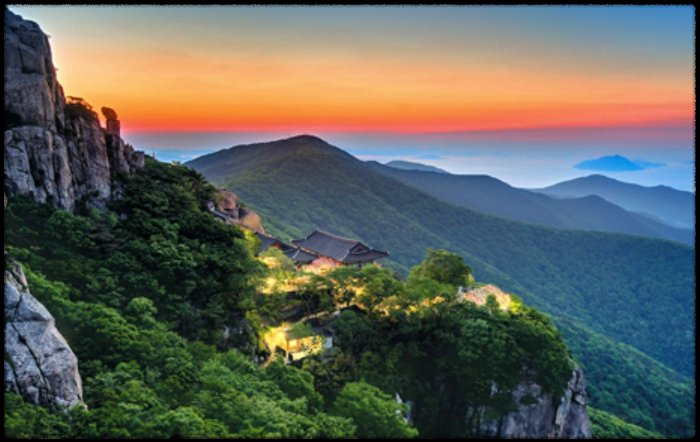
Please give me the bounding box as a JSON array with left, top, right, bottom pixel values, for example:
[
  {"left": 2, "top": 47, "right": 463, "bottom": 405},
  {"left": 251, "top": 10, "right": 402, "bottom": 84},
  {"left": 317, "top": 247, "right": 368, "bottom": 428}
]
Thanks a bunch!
[{"left": 14, "top": 6, "right": 692, "bottom": 135}]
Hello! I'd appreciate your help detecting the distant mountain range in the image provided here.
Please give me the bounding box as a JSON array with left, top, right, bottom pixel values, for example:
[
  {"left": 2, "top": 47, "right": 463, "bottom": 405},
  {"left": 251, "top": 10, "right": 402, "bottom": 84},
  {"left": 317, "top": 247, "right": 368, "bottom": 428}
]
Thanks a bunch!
[
  {"left": 384, "top": 160, "right": 449, "bottom": 174},
  {"left": 533, "top": 174, "right": 695, "bottom": 230},
  {"left": 573, "top": 154, "right": 646, "bottom": 172},
  {"left": 367, "top": 163, "right": 693, "bottom": 246}
]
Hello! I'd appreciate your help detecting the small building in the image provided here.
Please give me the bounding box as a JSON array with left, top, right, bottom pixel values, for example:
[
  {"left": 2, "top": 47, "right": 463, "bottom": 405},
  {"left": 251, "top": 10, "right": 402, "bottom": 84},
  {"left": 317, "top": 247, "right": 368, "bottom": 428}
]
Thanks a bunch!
[
  {"left": 265, "top": 322, "right": 333, "bottom": 364},
  {"left": 284, "top": 329, "right": 332, "bottom": 362},
  {"left": 292, "top": 230, "right": 389, "bottom": 272}
]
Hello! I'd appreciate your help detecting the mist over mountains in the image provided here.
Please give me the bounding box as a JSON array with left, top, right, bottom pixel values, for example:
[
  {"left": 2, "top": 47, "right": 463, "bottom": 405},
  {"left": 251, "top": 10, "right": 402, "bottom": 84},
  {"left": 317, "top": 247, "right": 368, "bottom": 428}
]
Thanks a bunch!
[
  {"left": 534, "top": 174, "right": 695, "bottom": 230},
  {"left": 368, "top": 162, "right": 693, "bottom": 245}
]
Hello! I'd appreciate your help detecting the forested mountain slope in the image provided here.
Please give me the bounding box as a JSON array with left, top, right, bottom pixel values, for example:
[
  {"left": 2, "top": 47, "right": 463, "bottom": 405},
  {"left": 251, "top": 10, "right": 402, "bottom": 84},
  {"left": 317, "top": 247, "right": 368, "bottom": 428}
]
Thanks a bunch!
[
  {"left": 367, "top": 162, "right": 693, "bottom": 245},
  {"left": 189, "top": 135, "right": 695, "bottom": 379},
  {"left": 190, "top": 137, "right": 695, "bottom": 437},
  {"left": 534, "top": 174, "right": 695, "bottom": 230}
]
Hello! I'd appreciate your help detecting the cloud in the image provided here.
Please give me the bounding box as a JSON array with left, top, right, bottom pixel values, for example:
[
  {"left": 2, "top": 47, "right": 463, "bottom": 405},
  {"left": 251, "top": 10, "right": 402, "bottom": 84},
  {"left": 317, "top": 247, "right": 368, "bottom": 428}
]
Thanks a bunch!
[{"left": 574, "top": 155, "right": 667, "bottom": 172}]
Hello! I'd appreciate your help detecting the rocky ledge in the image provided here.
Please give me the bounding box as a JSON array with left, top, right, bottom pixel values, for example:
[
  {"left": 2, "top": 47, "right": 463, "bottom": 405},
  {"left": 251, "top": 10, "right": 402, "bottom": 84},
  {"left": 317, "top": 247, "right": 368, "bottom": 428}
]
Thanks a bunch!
[
  {"left": 5, "top": 8, "right": 144, "bottom": 211},
  {"left": 473, "top": 365, "right": 592, "bottom": 438}
]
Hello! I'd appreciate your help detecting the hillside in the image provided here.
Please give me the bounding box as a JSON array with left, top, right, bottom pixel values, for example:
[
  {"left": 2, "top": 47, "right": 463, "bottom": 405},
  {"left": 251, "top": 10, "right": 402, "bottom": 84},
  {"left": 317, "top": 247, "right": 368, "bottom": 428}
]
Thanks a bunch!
[
  {"left": 367, "top": 163, "right": 693, "bottom": 245},
  {"left": 555, "top": 318, "right": 694, "bottom": 436},
  {"left": 5, "top": 159, "right": 595, "bottom": 438},
  {"left": 188, "top": 135, "right": 695, "bottom": 437},
  {"left": 187, "top": 135, "right": 695, "bottom": 376},
  {"left": 533, "top": 174, "right": 695, "bottom": 230}
]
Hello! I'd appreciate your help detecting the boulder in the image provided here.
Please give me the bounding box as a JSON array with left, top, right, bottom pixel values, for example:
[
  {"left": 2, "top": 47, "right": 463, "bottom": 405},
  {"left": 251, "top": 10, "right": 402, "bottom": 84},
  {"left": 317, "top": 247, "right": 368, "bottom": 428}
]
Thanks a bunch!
[
  {"left": 216, "top": 189, "right": 239, "bottom": 213},
  {"left": 4, "top": 263, "right": 84, "bottom": 409}
]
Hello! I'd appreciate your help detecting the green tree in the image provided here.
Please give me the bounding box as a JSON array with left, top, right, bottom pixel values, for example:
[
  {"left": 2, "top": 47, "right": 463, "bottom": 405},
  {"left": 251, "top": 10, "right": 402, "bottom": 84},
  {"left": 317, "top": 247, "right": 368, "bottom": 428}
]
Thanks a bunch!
[
  {"left": 408, "top": 249, "right": 474, "bottom": 288},
  {"left": 266, "top": 360, "right": 324, "bottom": 413},
  {"left": 331, "top": 382, "right": 419, "bottom": 439}
]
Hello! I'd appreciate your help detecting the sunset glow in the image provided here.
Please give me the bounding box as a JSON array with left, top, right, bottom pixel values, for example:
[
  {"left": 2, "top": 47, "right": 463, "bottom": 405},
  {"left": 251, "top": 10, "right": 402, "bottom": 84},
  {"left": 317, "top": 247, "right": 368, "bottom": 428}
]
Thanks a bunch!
[
  {"left": 14, "top": 6, "right": 694, "bottom": 134},
  {"left": 11, "top": 5, "right": 695, "bottom": 190}
]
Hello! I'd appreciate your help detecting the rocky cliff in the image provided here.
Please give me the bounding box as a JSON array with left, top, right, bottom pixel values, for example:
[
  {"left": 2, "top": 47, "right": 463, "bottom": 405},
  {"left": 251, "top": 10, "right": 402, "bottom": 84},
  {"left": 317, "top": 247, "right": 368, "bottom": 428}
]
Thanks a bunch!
[
  {"left": 4, "top": 8, "right": 144, "bottom": 211},
  {"left": 4, "top": 263, "right": 84, "bottom": 409},
  {"left": 473, "top": 365, "right": 592, "bottom": 438}
]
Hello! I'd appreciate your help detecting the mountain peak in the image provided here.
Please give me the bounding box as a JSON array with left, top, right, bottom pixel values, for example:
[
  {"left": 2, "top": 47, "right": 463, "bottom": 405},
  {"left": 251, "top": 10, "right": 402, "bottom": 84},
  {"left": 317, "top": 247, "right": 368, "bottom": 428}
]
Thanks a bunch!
[
  {"left": 270, "top": 134, "right": 335, "bottom": 149},
  {"left": 574, "top": 155, "right": 643, "bottom": 172}
]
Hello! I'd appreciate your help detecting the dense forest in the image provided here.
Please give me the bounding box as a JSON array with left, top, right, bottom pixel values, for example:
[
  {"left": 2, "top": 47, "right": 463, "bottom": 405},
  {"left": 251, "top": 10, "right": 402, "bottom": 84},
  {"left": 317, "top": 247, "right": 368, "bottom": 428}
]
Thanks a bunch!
[
  {"left": 555, "top": 319, "right": 695, "bottom": 436},
  {"left": 188, "top": 135, "right": 695, "bottom": 437},
  {"left": 5, "top": 159, "right": 579, "bottom": 438},
  {"left": 588, "top": 408, "right": 663, "bottom": 439}
]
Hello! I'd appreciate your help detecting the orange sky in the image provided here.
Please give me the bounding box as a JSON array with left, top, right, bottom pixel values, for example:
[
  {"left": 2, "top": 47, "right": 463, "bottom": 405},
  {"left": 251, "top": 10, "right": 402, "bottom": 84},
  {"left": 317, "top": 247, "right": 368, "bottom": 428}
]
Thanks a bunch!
[{"left": 13, "top": 6, "right": 695, "bottom": 134}]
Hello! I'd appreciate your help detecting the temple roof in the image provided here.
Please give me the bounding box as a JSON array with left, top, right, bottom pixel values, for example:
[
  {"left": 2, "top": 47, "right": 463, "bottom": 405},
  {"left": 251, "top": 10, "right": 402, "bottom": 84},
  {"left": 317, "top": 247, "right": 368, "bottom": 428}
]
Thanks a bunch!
[
  {"left": 292, "top": 230, "right": 389, "bottom": 264},
  {"left": 256, "top": 232, "right": 294, "bottom": 255},
  {"left": 283, "top": 248, "right": 319, "bottom": 264},
  {"left": 257, "top": 232, "right": 319, "bottom": 264}
]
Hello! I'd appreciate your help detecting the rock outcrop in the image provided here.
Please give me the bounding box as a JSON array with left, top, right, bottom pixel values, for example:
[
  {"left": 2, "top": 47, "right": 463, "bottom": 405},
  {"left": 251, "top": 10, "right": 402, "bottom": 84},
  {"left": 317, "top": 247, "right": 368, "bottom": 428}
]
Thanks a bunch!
[
  {"left": 4, "top": 262, "right": 84, "bottom": 409},
  {"left": 208, "top": 189, "right": 265, "bottom": 233},
  {"left": 472, "top": 365, "right": 592, "bottom": 438},
  {"left": 4, "top": 9, "right": 144, "bottom": 211}
]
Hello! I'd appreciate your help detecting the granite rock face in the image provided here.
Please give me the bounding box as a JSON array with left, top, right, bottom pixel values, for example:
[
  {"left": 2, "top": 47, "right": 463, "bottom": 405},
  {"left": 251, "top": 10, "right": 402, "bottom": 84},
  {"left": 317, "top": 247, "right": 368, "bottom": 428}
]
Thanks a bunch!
[
  {"left": 4, "top": 9, "right": 144, "bottom": 211},
  {"left": 473, "top": 365, "right": 592, "bottom": 438},
  {"left": 209, "top": 189, "right": 266, "bottom": 233},
  {"left": 4, "top": 263, "right": 84, "bottom": 409}
]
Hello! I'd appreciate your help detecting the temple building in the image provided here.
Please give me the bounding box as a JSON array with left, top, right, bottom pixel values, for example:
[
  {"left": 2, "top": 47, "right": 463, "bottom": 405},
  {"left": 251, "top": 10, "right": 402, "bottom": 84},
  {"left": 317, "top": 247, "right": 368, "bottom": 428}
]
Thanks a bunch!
[
  {"left": 292, "top": 230, "right": 389, "bottom": 271},
  {"left": 263, "top": 322, "right": 333, "bottom": 364},
  {"left": 256, "top": 232, "right": 318, "bottom": 266}
]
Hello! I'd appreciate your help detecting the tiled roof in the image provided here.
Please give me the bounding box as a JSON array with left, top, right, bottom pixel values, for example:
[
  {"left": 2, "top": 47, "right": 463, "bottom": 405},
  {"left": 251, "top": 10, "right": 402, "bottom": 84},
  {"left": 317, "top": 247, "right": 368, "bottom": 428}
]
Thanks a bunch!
[
  {"left": 292, "top": 230, "right": 389, "bottom": 264},
  {"left": 256, "top": 232, "right": 293, "bottom": 254},
  {"left": 284, "top": 248, "right": 319, "bottom": 264}
]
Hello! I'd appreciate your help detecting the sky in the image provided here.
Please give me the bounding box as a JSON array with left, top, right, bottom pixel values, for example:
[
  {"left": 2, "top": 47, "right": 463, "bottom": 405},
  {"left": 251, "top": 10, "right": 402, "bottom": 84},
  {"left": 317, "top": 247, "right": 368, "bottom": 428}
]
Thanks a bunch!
[{"left": 10, "top": 5, "right": 696, "bottom": 191}]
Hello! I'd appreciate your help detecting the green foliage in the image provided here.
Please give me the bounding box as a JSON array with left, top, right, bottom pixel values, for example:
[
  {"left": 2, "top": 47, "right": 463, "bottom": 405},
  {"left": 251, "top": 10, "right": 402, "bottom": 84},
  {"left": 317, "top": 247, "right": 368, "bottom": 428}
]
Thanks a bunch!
[
  {"left": 408, "top": 249, "right": 474, "bottom": 288},
  {"left": 324, "top": 260, "right": 573, "bottom": 438},
  {"left": 556, "top": 318, "right": 695, "bottom": 438},
  {"left": 589, "top": 408, "right": 664, "bottom": 439},
  {"left": 331, "top": 382, "right": 419, "bottom": 439},
  {"left": 266, "top": 360, "right": 324, "bottom": 413},
  {"left": 4, "top": 162, "right": 360, "bottom": 439},
  {"left": 5, "top": 160, "right": 259, "bottom": 344},
  {"left": 244, "top": 228, "right": 263, "bottom": 256},
  {"left": 4, "top": 394, "right": 75, "bottom": 439},
  {"left": 258, "top": 245, "right": 296, "bottom": 270},
  {"left": 287, "top": 322, "right": 314, "bottom": 340}
]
